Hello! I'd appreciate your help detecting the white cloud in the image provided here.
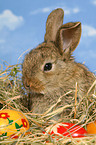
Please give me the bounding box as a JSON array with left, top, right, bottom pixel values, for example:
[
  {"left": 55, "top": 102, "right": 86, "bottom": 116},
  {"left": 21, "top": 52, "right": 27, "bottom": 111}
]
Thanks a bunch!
[
  {"left": 82, "top": 24, "right": 96, "bottom": 37},
  {"left": 30, "top": 7, "right": 51, "bottom": 15},
  {"left": 0, "top": 39, "right": 5, "bottom": 44},
  {"left": 0, "top": 10, "right": 24, "bottom": 31},
  {"left": 72, "top": 8, "right": 80, "bottom": 13},
  {"left": 62, "top": 7, "right": 70, "bottom": 15},
  {"left": 42, "top": 8, "right": 51, "bottom": 13},
  {"left": 64, "top": 7, "right": 80, "bottom": 15},
  {"left": 92, "top": 0, "right": 96, "bottom": 5},
  {"left": 30, "top": 6, "right": 80, "bottom": 15}
]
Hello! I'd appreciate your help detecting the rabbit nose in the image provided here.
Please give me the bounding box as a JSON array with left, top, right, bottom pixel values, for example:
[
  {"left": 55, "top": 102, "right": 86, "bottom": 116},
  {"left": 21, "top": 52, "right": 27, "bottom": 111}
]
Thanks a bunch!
[
  {"left": 26, "top": 84, "right": 30, "bottom": 88},
  {"left": 25, "top": 81, "right": 30, "bottom": 89}
]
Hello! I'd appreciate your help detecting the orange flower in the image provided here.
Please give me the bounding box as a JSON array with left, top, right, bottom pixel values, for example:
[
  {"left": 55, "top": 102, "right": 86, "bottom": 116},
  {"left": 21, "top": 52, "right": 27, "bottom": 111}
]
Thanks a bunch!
[
  {"left": 21, "top": 119, "right": 28, "bottom": 128},
  {"left": 0, "top": 113, "right": 10, "bottom": 119}
]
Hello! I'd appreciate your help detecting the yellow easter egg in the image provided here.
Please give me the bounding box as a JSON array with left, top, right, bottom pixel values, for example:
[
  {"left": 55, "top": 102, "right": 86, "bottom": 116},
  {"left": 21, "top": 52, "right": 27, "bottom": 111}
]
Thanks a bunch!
[{"left": 0, "top": 109, "right": 29, "bottom": 139}]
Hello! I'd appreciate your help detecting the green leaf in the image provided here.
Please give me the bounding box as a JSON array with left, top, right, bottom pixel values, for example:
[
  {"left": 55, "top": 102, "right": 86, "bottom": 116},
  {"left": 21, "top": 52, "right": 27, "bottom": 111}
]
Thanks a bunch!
[
  {"left": 7, "top": 117, "right": 13, "bottom": 125},
  {"left": 0, "top": 132, "right": 7, "bottom": 137},
  {"left": 15, "top": 123, "right": 23, "bottom": 131}
]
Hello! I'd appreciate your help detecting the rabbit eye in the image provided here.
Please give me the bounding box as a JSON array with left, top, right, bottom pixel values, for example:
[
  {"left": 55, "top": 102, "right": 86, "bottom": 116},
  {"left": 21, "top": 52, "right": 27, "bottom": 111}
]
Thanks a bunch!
[{"left": 44, "top": 63, "right": 52, "bottom": 71}]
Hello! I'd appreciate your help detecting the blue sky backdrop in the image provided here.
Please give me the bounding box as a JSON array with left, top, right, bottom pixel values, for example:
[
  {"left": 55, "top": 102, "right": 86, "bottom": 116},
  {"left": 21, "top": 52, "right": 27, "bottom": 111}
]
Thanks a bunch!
[{"left": 0, "top": 0, "right": 96, "bottom": 73}]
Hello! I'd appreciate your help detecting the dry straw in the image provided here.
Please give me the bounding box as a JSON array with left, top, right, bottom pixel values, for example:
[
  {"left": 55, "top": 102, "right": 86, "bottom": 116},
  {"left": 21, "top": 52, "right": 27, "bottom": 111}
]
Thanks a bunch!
[{"left": 0, "top": 62, "right": 96, "bottom": 145}]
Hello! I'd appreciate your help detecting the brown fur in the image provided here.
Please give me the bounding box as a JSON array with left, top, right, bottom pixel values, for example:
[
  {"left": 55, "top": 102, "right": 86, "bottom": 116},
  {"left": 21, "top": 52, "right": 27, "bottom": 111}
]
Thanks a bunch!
[{"left": 22, "top": 8, "right": 95, "bottom": 115}]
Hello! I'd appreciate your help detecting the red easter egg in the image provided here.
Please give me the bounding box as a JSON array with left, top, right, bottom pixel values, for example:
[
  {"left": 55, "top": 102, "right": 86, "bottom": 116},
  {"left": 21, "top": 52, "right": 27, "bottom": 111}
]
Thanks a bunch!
[{"left": 44, "top": 122, "right": 87, "bottom": 138}]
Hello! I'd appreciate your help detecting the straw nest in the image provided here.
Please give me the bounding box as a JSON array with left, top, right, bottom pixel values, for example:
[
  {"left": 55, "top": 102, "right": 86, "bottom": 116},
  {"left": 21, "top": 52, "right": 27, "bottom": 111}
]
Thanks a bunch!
[{"left": 0, "top": 62, "right": 96, "bottom": 145}]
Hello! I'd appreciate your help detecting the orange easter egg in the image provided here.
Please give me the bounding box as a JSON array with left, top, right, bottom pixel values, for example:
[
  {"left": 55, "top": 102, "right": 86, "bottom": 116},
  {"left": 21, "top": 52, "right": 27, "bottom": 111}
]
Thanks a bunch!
[
  {"left": 0, "top": 109, "right": 29, "bottom": 139},
  {"left": 87, "top": 121, "right": 96, "bottom": 134}
]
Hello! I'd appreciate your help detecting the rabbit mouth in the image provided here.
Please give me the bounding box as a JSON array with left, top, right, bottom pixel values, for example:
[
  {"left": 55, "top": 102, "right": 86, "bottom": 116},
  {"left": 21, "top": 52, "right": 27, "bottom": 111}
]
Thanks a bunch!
[
  {"left": 29, "top": 83, "right": 45, "bottom": 94},
  {"left": 23, "top": 78, "right": 45, "bottom": 94}
]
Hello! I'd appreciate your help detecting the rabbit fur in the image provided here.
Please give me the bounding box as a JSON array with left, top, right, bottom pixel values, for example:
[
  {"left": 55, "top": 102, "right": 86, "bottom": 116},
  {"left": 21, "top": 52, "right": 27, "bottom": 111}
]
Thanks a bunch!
[{"left": 22, "top": 8, "right": 95, "bottom": 115}]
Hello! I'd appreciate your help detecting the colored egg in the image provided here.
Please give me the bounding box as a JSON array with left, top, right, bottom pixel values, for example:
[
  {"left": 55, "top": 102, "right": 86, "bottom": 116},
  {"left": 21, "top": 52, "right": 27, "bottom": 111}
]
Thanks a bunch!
[
  {"left": 87, "top": 120, "right": 96, "bottom": 134},
  {"left": 44, "top": 122, "right": 87, "bottom": 138},
  {"left": 0, "top": 109, "right": 29, "bottom": 139}
]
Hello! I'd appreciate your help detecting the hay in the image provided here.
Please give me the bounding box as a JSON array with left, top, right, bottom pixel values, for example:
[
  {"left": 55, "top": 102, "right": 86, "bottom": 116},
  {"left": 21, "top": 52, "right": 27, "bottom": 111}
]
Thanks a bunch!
[{"left": 0, "top": 62, "right": 96, "bottom": 145}]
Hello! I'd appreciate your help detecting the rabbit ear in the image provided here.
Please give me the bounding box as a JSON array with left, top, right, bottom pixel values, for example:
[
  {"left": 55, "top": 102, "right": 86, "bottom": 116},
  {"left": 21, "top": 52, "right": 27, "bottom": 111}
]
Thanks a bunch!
[
  {"left": 56, "top": 22, "right": 81, "bottom": 55},
  {"left": 44, "top": 8, "right": 64, "bottom": 42}
]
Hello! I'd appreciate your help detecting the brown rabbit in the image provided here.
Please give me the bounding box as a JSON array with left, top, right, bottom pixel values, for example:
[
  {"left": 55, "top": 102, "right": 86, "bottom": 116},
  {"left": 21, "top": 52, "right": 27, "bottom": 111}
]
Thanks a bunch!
[{"left": 22, "top": 8, "right": 95, "bottom": 115}]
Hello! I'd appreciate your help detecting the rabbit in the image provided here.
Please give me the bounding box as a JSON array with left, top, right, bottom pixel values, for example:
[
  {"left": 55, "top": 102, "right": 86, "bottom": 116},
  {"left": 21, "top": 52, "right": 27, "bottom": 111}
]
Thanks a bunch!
[{"left": 22, "top": 8, "right": 95, "bottom": 116}]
